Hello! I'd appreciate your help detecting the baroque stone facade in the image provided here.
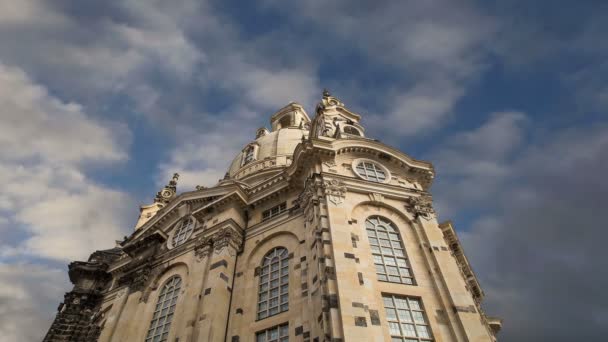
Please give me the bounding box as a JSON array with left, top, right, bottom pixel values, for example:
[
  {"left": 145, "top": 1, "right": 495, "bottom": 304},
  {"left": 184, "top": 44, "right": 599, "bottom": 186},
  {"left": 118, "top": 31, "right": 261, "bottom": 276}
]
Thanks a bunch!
[{"left": 44, "top": 91, "right": 501, "bottom": 342}]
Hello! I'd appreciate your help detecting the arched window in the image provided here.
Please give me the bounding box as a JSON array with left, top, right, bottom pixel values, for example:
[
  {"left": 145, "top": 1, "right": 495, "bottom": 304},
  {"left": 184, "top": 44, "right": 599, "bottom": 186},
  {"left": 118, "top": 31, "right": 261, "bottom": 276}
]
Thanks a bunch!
[
  {"left": 172, "top": 217, "right": 194, "bottom": 247},
  {"left": 355, "top": 160, "right": 388, "bottom": 183},
  {"left": 365, "top": 216, "right": 415, "bottom": 285},
  {"left": 343, "top": 125, "right": 361, "bottom": 136},
  {"left": 243, "top": 145, "right": 255, "bottom": 165},
  {"left": 145, "top": 276, "right": 182, "bottom": 342},
  {"left": 257, "top": 247, "right": 289, "bottom": 319}
]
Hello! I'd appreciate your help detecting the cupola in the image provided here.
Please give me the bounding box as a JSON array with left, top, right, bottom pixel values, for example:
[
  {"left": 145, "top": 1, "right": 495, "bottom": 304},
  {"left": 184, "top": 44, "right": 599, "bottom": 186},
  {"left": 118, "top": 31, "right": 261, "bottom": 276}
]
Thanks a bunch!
[{"left": 270, "top": 102, "right": 310, "bottom": 131}]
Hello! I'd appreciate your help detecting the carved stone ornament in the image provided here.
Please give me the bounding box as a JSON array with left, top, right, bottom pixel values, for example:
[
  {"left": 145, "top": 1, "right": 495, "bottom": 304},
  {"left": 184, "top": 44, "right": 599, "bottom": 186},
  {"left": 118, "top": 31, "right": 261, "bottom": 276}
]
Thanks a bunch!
[
  {"left": 212, "top": 227, "right": 244, "bottom": 256},
  {"left": 129, "top": 266, "right": 152, "bottom": 293},
  {"left": 323, "top": 179, "right": 347, "bottom": 205},
  {"left": 323, "top": 160, "right": 337, "bottom": 168},
  {"left": 405, "top": 194, "right": 435, "bottom": 219},
  {"left": 194, "top": 236, "right": 213, "bottom": 262},
  {"left": 368, "top": 193, "right": 385, "bottom": 203},
  {"left": 115, "top": 288, "right": 128, "bottom": 299},
  {"left": 297, "top": 177, "right": 320, "bottom": 210}
]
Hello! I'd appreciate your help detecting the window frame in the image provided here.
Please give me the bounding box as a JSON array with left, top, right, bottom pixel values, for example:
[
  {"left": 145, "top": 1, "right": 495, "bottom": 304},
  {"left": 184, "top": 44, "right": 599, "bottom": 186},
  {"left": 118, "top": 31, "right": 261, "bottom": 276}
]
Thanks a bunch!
[
  {"left": 352, "top": 158, "right": 390, "bottom": 183},
  {"left": 243, "top": 145, "right": 256, "bottom": 165},
  {"left": 144, "top": 276, "right": 182, "bottom": 342},
  {"left": 257, "top": 247, "right": 290, "bottom": 320},
  {"left": 365, "top": 216, "right": 416, "bottom": 285},
  {"left": 262, "top": 202, "right": 287, "bottom": 221},
  {"left": 382, "top": 294, "right": 433, "bottom": 341},
  {"left": 170, "top": 217, "right": 195, "bottom": 248},
  {"left": 255, "top": 322, "right": 289, "bottom": 342}
]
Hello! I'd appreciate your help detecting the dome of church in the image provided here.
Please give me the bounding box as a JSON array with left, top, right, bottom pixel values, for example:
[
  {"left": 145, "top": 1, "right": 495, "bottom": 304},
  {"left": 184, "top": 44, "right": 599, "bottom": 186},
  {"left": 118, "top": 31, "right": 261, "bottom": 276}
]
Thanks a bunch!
[
  {"left": 226, "top": 102, "right": 311, "bottom": 182},
  {"left": 227, "top": 127, "right": 307, "bottom": 178}
]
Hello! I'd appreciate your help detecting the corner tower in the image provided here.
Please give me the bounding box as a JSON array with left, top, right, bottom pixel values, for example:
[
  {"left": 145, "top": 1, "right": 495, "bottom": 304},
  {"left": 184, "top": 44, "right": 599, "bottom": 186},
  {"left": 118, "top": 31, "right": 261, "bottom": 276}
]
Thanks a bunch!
[{"left": 45, "top": 91, "right": 501, "bottom": 342}]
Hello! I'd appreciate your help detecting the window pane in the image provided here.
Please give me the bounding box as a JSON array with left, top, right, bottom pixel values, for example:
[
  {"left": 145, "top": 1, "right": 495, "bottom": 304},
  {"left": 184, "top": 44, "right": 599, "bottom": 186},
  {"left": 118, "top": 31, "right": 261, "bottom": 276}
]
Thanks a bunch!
[
  {"left": 412, "top": 311, "right": 425, "bottom": 323},
  {"left": 355, "top": 161, "right": 388, "bottom": 183},
  {"left": 145, "top": 276, "right": 181, "bottom": 342},
  {"left": 389, "top": 322, "right": 401, "bottom": 335},
  {"left": 402, "top": 324, "right": 416, "bottom": 337},
  {"left": 172, "top": 218, "right": 194, "bottom": 247},
  {"left": 366, "top": 216, "right": 417, "bottom": 284},
  {"left": 395, "top": 298, "right": 408, "bottom": 309},
  {"left": 383, "top": 296, "right": 394, "bottom": 308},
  {"left": 398, "top": 310, "right": 412, "bottom": 322},
  {"left": 383, "top": 294, "right": 433, "bottom": 341},
  {"left": 408, "top": 299, "right": 421, "bottom": 310},
  {"left": 258, "top": 247, "right": 289, "bottom": 319},
  {"left": 417, "top": 325, "right": 430, "bottom": 338}
]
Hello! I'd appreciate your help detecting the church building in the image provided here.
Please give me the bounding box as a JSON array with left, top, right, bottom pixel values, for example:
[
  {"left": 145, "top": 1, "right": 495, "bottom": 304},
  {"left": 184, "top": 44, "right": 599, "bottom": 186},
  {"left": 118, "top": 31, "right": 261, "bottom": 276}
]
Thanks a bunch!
[{"left": 44, "top": 91, "right": 501, "bottom": 342}]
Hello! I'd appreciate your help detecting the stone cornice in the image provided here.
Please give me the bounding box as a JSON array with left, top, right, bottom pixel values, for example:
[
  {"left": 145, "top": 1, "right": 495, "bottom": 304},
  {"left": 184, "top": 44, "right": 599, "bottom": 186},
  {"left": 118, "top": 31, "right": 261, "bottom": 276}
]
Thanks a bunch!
[
  {"left": 439, "top": 221, "right": 484, "bottom": 303},
  {"left": 122, "top": 231, "right": 166, "bottom": 258},
  {"left": 127, "top": 184, "right": 246, "bottom": 242},
  {"left": 322, "top": 173, "right": 424, "bottom": 201},
  {"left": 68, "top": 261, "right": 110, "bottom": 286}
]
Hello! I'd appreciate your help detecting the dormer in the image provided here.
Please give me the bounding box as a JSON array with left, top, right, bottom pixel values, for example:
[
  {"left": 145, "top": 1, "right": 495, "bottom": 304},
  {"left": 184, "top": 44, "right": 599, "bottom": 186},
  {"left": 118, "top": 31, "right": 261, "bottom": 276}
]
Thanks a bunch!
[
  {"left": 256, "top": 127, "right": 269, "bottom": 138},
  {"left": 240, "top": 142, "right": 260, "bottom": 166},
  {"left": 270, "top": 102, "right": 311, "bottom": 131}
]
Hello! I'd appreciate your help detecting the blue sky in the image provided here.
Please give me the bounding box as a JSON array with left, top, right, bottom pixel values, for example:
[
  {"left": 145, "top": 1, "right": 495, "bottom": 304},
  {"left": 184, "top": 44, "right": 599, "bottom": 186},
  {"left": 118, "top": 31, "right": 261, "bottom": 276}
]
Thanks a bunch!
[{"left": 0, "top": 1, "right": 607, "bottom": 341}]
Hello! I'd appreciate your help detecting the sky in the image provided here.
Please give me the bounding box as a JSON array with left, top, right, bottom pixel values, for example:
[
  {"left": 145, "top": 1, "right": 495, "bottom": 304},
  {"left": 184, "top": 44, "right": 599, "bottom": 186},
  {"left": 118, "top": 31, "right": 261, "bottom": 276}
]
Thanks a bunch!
[{"left": 0, "top": 0, "right": 606, "bottom": 341}]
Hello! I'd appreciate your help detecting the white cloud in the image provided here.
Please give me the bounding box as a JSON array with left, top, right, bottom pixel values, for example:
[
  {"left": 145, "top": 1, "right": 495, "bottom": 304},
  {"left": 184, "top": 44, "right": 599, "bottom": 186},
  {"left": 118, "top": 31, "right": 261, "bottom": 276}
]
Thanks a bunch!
[
  {"left": 0, "top": 63, "right": 134, "bottom": 261},
  {"left": 0, "top": 63, "right": 128, "bottom": 164},
  {"left": 0, "top": 263, "right": 68, "bottom": 342}
]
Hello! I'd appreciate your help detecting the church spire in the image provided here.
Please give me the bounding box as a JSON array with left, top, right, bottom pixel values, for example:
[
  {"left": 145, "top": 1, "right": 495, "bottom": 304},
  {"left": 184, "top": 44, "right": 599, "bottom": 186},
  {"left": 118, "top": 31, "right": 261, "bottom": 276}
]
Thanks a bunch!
[{"left": 154, "top": 173, "right": 179, "bottom": 204}]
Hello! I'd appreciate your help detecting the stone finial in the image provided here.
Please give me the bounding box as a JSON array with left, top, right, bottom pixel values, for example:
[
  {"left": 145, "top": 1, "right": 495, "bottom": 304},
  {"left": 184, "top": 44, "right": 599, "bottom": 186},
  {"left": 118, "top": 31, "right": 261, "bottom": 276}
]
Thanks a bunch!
[
  {"left": 317, "top": 89, "right": 344, "bottom": 111},
  {"left": 154, "top": 173, "right": 179, "bottom": 203}
]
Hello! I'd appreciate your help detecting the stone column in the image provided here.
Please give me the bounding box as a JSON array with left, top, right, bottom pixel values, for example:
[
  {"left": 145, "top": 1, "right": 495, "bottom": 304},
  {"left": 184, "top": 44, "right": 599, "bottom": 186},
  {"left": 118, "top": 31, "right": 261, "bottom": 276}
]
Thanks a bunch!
[
  {"left": 182, "top": 238, "right": 213, "bottom": 342},
  {"left": 194, "top": 226, "right": 243, "bottom": 342},
  {"left": 98, "top": 287, "right": 129, "bottom": 342}
]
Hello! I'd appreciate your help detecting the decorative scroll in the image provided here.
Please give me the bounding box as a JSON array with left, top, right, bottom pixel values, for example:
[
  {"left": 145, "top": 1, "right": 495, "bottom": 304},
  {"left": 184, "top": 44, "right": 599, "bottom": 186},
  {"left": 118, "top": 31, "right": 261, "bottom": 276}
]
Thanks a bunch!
[{"left": 405, "top": 194, "right": 435, "bottom": 219}]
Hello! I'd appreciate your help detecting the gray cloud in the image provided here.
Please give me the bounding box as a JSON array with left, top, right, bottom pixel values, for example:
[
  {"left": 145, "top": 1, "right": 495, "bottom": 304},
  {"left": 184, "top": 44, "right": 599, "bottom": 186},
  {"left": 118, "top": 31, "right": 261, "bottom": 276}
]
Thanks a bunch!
[
  {"left": 0, "top": 1, "right": 606, "bottom": 341},
  {"left": 263, "top": 0, "right": 497, "bottom": 138},
  {"left": 431, "top": 115, "right": 608, "bottom": 341}
]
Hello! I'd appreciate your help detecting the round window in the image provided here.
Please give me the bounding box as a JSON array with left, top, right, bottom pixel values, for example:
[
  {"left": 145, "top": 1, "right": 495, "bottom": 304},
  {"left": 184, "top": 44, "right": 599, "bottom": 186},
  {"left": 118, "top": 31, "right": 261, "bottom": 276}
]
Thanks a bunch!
[
  {"left": 353, "top": 159, "right": 389, "bottom": 183},
  {"left": 172, "top": 217, "right": 195, "bottom": 247}
]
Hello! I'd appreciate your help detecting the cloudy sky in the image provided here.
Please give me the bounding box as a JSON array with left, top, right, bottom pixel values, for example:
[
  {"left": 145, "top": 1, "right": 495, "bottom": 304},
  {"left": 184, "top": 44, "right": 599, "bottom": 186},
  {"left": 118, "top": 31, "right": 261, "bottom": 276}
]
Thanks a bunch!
[{"left": 0, "top": 0, "right": 606, "bottom": 341}]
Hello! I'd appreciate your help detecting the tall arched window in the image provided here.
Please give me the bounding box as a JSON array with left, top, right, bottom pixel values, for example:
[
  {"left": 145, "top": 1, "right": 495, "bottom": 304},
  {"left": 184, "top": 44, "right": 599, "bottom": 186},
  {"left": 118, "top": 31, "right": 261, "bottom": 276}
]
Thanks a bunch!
[
  {"left": 365, "top": 216, "right": 415, "bottom": 285},
  {"left": 257, "top": 247, "right": 289, "bottom": 319},
  {"left": 145, "top": 276, "right": 182, "bottom": 342}
]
